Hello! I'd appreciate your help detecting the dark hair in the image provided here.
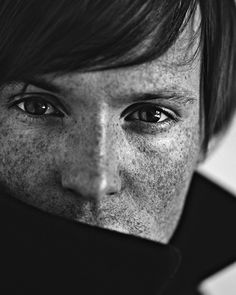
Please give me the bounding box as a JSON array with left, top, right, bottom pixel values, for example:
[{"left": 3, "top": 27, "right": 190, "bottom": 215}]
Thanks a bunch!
[{"left": 0, "top": 0, "right": 235, "bottom": 152}]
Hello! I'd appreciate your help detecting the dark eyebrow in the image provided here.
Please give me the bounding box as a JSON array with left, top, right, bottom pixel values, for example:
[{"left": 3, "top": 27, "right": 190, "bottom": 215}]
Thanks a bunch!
[
  {"left": 23, "top": 76, "right": 63, "bottom": 95},
  {"left": 118, "top": 92, "right": 194, "bottom": 102},
  {"left": 115, "top": 88, "right": 197, "bottom": 106},
  {"left": 118, "top": 88, "right": 197, "bottom": 118}
]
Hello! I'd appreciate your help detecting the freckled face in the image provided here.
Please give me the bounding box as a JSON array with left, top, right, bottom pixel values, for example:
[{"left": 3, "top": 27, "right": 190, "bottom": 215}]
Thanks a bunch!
[{"left": 0, "top": 26, "right": 202, "bottom": 243}]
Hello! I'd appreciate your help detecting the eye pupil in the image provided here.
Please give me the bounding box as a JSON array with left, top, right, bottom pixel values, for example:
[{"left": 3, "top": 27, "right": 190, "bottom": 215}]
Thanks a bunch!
[
  {"left": 140, "top": 107, "right": 161, "bottom": 122},
  {"left": 24, "top": 98, "right": 47, "bottom": 115}
]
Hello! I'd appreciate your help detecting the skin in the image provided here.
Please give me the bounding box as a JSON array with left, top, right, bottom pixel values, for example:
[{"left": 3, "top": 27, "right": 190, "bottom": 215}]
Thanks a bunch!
[{"left": 0, "top": 15, "right": 203, "bottom": 244}]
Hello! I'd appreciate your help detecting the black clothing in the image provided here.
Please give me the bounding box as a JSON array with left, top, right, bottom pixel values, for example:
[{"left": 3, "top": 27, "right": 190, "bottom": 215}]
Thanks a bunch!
[
  {"left": 0, "top": 172, "right": 236, "bottom": 294},
  {"left": 0, "top": 185, "right": 179, "bottom": 295},
  {"left": 167, "top": 173, "right": 236, "bottom": 295}
]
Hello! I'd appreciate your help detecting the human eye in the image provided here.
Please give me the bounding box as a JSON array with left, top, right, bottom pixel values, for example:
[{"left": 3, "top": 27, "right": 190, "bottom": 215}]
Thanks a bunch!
[
  {"left": 123, "top": 103, "right": 180, "bottom": 133},
  {"left": 9, "top": 92, "right": 65, "bottom": 121}
]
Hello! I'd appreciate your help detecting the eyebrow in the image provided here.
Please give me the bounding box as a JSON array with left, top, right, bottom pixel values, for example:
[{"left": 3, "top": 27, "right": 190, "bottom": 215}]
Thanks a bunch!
[
  {"left": 23, "top": 76, "right": 64, "bottom": 95},
  {"left": 23, "top": 76, "right": 197, "bottom": 106},
  {"left": 115, "top": 91, "right": 196, "bottom": 104}
]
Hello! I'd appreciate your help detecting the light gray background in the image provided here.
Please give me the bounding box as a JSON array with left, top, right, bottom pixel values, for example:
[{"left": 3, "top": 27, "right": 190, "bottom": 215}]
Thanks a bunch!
[{"left": 198, "top": 115, "right": 236, "bottom": 196}]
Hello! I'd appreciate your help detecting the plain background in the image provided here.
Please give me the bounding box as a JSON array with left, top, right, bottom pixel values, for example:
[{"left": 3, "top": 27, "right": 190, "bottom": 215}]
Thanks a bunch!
[{"left": 198, "top": 114, "right": 236, "bottom": 196}]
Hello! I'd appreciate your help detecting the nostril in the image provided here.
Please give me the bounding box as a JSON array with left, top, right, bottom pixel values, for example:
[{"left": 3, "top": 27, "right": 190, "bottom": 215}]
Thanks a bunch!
[
  {"left": 64, "top": 187, "right": 84, "bottom": 199},
  {"left": 107, "top": 190, "right": 116, "bottom": 196},
  {"left": 62, "top": 178, "right": 119, "bottom": 200},
  {"left": 61, "top": 169, "right": 122, "bottom": 200}
]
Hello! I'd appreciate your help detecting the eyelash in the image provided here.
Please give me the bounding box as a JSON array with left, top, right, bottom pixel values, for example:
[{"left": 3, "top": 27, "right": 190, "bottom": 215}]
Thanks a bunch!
[
  {"left": 9, "top": 93, "right": 65, "bottom": 122},
  {"left": 123, "top": 103, "right": 180, "bottom": 131},
  {"left": 9, "top": 94, "right": 180, "bottom": 131}
]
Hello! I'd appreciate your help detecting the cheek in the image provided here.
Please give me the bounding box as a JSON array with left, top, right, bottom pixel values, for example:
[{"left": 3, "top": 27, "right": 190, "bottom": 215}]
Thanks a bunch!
[
  {"left": 0, "top": 121, "right": 58, "bottom": 203},
  {"left": 124, "top": 119, "right": 201, "bottom": 218}
]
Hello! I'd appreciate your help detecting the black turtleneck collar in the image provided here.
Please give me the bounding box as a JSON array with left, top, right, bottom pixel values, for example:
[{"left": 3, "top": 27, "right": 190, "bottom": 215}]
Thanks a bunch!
[{"left": 0, "top": 189, "right": 180, "bottom": 295}]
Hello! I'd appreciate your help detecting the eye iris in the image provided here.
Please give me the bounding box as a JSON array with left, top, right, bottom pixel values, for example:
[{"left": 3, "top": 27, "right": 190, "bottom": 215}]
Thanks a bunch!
[
  {"left": 139, "top": 107, "right": 161, "bottom": 122},
  {"left": 24, "top": 98, "right": 48, "bottom": 115}
]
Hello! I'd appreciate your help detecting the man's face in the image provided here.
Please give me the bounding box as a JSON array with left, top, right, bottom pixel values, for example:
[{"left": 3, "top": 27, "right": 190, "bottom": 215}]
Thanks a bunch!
[{"left": 0, "top": 21, "right": 202, "bottom": 243}]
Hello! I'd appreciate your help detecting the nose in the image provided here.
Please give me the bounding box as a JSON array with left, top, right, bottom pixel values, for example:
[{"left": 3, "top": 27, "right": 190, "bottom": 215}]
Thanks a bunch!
[
  {"left": 63, "top": 168, "right": 121, "bottom": 200},
  {"left": 60, "top": 106, "right": 122, "bottom": 200}
]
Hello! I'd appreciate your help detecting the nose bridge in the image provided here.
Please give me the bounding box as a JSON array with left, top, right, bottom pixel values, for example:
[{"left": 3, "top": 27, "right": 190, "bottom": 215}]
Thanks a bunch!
[
  {"left": 62, "top": 102, "right": 121, "bottom": 199},
  {"left": 96, "top": 101, "right": 110, "bottom": 166},
  {"left": 87, "top": 101, "right": 115, "bottom": 171}
]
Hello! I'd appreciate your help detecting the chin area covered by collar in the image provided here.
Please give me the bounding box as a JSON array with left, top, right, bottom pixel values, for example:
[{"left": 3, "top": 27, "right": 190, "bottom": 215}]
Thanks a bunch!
[
  {"left": 1, "top": 172, "right": 236, "bottom": 295},
  {"left": 0, "top": 188, "right": 180, "bottom": 295}
]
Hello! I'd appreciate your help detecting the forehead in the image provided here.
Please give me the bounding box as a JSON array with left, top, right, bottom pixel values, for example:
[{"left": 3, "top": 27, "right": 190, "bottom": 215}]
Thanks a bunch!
[
  {"left": 47, "top": 55, "right": 200, "bottom": 103},
  {"left": 41, "top": 11, "right": 201, "bottom": 100}
]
